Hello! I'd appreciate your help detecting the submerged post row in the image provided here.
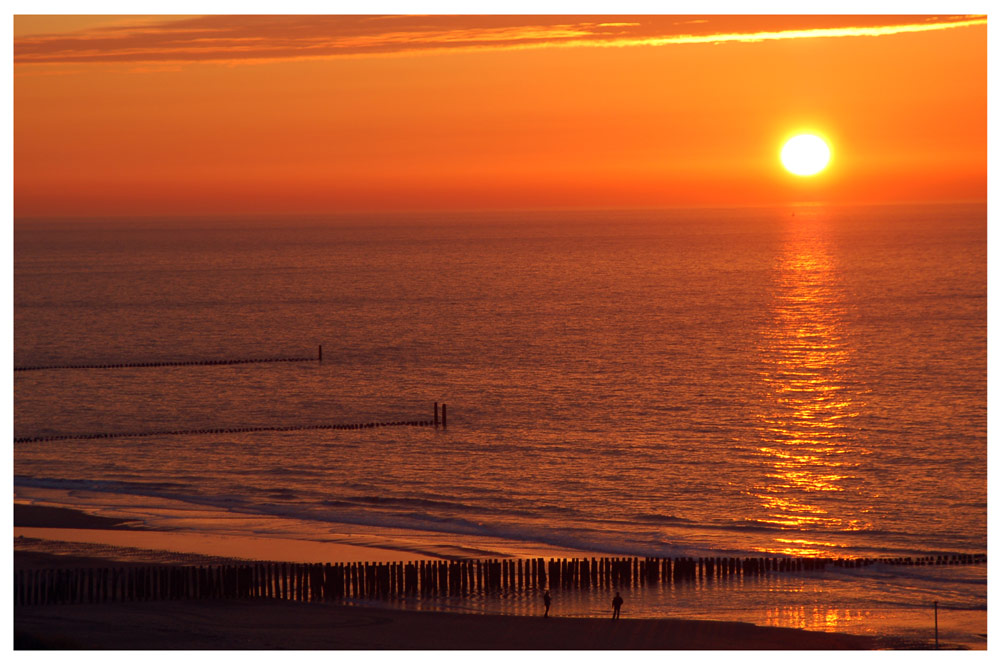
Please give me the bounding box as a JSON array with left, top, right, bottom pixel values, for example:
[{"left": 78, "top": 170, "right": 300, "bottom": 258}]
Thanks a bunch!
[
  {"left": 16, "top": 402, "right": 448, "bottom": 443},
  {"left": 14, "top": 356, "right": 315, "bottom": 373},
  {"left": 14, "top": 419, "right": 435, "bottom": 444},
  {"left": 13, "top": 553, "right": 986, "bottom": 606},
  {"left": 14, "top": 347, "right": 326, "bottom": 372}
]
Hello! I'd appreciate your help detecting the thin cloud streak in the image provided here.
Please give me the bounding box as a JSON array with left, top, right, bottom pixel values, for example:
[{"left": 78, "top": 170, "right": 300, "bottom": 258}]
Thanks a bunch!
[
  {"left": 598, "top": 16, "right": 988, "bottom": 47},
  {"left": 14, "top": 14, "right": 986, "bottom": 66}
]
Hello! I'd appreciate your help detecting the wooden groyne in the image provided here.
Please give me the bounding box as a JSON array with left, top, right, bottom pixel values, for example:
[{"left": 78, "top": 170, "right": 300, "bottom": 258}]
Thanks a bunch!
[
  {"left": 14, "top": 346, "right": 325, "bottom": 373},
  {"left": 14, "top": 419, "right": 435, "bottom": 444},
  {"left": 15, "top": 402, "right": 448, "bottom": 443},
  {"left": 13, "top": 553, "right": 986, "bottom": 607}
]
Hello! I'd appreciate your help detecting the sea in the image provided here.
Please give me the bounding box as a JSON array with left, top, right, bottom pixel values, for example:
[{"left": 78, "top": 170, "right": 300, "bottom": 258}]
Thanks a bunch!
[{"left": 13, "top": 203, "right": 987, "bottom": 648}]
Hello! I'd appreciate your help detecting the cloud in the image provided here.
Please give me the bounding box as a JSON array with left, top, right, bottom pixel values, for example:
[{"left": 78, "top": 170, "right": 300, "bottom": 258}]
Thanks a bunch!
[{"left": 13, "top": 14, "right": 986, "bottom": 66}]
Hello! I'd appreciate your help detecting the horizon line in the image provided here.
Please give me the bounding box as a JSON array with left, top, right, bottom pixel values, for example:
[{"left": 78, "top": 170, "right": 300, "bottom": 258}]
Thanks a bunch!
[{"left": 13, "top": 199, "right": 988, "bottom": 222}]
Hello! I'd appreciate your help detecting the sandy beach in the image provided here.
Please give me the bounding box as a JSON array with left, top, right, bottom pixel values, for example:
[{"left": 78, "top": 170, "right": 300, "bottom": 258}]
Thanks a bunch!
[
  {"left": 15, "top": 597, "right": 883, "bottom": 650},
  {"left": 13, "top": 503, "right": 902, "bottom": 650}
]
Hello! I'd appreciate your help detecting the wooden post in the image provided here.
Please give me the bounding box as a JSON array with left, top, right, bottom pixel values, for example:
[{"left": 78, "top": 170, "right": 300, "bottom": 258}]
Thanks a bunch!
[
  {"left": 442, "top": 403, "right": 447, "bottom": 429},
  {"left": 318, "top": 344, "right": 323, "bottom": 362},
  {"left": 934, "top": 601, "right": 939, "bottom": 649}
]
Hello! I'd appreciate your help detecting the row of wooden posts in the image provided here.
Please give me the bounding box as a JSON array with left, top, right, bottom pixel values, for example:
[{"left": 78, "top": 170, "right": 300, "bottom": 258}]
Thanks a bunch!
[
  {"left": 15, "top": 419, "right": 438, "bottom": 444},
  {"left": 16, "top": 403, "right": 448, "bottom": 443},
  {"left": 13, "top": 356, "right": 316, "bottom": 373},
  {"left": 13, "top": 553, "right": 985, "bottom": 607},
  {"left": 14, "top": 344, "right": 323, "bottom": 372},
  {"left": 14, "top": 346, "right": 328, "bottom": 373}
]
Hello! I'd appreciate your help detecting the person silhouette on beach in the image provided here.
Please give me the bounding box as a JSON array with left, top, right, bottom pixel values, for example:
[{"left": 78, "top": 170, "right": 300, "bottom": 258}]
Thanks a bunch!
[
  {"left": 612, "top": 591, "right": 623, "bottom": 619},
  {"left": 543, "top": 589, "right": 551, "bottom": 617}
]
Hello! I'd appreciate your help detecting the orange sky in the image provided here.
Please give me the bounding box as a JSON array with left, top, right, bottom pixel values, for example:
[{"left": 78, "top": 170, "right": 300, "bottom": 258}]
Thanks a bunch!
[{"left": 13, "top": 14, "right": 987, "bottom": 217}]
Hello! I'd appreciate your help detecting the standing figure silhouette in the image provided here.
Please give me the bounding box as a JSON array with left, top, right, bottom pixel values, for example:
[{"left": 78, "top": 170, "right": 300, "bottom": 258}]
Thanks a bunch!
[
  {"left": 612, "top": 591, "right": 623, "bottom": 619},
  {"left": 543, "top": 590, "right": 552, "bottom": 617}
]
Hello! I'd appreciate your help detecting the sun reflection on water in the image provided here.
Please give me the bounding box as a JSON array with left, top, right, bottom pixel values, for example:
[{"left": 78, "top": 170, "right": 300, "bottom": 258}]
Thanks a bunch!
[
  {"left": 751, "top": 211, "right": 869, "bottom": 555},
  {"left": 763, "top": 605, "right": 875, "bottom": 633}
]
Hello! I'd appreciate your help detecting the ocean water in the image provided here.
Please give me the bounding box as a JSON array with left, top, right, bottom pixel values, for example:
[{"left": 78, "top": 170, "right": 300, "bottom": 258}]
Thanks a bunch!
[{"left": 13, "top": 203, "right": 987, "bottom": 646}]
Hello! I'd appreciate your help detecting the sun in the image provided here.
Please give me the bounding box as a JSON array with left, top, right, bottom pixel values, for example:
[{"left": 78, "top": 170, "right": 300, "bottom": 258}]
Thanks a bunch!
[{"left": 781, "top": 134, "right": 831, "bottom": 176}]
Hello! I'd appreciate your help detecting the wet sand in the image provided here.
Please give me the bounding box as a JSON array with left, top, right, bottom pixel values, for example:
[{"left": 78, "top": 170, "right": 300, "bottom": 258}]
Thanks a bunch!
[
  {"left": 14, "top": 502, "right": 440, "bottom": 563},
  {"left": 14, "top": 503, "right": 143, "bottom": 530},
  {"left": 13, "top": 503, "right": 889, "bottom": 649}
]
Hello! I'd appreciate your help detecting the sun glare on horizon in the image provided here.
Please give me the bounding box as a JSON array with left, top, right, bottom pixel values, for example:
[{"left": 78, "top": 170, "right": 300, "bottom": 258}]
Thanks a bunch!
[{"left": 781, "top": 134, "right": 832, "bottom": 176}]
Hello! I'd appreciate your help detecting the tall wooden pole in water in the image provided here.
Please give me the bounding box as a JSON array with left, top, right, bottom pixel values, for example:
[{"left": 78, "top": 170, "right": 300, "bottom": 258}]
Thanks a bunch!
[{"left": 318, "top": 345, "right": 323, "bottom": 362}]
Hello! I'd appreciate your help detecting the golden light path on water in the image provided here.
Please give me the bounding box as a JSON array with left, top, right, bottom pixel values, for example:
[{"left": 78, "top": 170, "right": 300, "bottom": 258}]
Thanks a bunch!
[{"left": 752, "top": 209, "right": 869, "bottom": 558}]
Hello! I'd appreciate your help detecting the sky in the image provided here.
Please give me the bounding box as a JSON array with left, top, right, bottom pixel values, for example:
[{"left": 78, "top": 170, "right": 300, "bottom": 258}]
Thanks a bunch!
[{"left": 12, "top": 11, "right": 987, "bottom": 217}]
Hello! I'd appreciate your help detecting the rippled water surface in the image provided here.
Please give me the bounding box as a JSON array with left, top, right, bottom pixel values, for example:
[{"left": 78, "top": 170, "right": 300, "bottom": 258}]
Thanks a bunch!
[{"left": 14, "top": 204, "right": 987, "bottom": 644}]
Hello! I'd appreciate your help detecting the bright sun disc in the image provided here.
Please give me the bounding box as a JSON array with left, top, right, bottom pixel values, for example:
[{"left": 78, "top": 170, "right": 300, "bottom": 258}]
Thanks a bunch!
[{"left": 781, "top": 134, "right": 831, "bottom": 176}]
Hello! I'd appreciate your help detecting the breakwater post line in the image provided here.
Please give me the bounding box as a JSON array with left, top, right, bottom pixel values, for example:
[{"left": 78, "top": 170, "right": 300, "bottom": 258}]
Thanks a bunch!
[
  {"left": 15, "top": 402, "right": 449, "bottom": 443},
  {"left": 14, "top": 349, "right": 326, "bottom": 373},
  {"left": 15, "top": 418, "right": 437, "bottom": 444},
  {"left": 12, "top": 553, "right": 986, "bottom": 607}
]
